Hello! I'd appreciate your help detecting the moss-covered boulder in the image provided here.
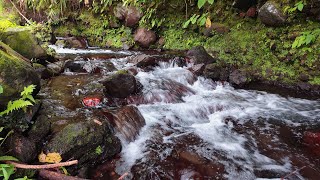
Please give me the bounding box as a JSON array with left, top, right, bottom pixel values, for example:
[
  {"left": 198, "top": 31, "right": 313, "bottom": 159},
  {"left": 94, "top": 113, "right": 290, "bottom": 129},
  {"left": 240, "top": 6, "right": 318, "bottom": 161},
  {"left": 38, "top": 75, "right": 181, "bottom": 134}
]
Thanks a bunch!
[
  {"left": 0, "top": 42, "right": 40, "bottom": 107},
  {"left": 45, "top": 121, "right": 121, "bottom": 176},
  {"left": 1, "top": 27, "right": 47, "bottom": 59}
]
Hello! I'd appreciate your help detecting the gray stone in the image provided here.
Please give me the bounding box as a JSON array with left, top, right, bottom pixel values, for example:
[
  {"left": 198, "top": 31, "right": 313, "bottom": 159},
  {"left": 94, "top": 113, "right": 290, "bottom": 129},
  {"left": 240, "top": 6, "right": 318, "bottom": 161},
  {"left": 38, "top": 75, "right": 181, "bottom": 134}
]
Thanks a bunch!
[{"left": 258, "top": 2, "right": 286, "bottom": 27}]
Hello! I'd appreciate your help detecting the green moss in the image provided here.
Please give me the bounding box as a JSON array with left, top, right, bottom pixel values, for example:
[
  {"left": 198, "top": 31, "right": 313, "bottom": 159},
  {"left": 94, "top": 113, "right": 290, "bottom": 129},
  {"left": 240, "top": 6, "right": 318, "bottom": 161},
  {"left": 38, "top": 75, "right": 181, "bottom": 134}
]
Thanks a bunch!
[
  {"left": 310, "top": 77, "right": 320, "bottom": 85},
  {"left": 115, "top": 69, "right": 128, "bottom": 75}
]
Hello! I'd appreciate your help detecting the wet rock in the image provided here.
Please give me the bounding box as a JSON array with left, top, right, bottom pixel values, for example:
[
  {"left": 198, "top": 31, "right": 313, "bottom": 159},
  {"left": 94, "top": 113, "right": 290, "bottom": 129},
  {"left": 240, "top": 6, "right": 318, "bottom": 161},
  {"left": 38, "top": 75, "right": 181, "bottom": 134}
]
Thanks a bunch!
[
  {"left": 1, "top": 102, "right": 41, "bottom": 132},
  {"left": 258, "top": 1, "right": 286, "bottom": 27},
  {"left": 0, "top": 42, "right": 40, "bottom": 108},
  {"left": 46, "top": 61, "right": 65, "bottom": 76},
  {"left": 45, "top": 121, "right": 121, "bottom": 171},
  {"left": 102, "top": 72, "right": 141, "bottom": 98},
  {"left": 5, "top": 134, "right": 37, "bottom": 162},
  {"left": 1, "top": 27, "right": 47, "bottom": 59},
  {"left": 64, "top": 60, "right": 86, "bottom": 73},
  {"left": 129, "top": 54, "right": 158, "bottom": 68},
  {"left": 303, "top": 131, "right": 320, "bottom": 156},
  {"left": 56, "top": 37, "right": 87, "bottom": 49},
  {"left": 107, "top": 106, "right": 146, "bottom": 142},
  {"left": 188, "top": 63, "right": 205, "bottom": 76},
  {"left": 134, "top": 28, "right": 157, "bottom": 48},
  {"left": 203, "top": 23, "right": 230, "bottom": 36},
  {"left": 114, "top": 4, "right": 142, "bottom": 27},
  {"left": 229, "top": 69, "right": 250, "bottom": 87},
  {"left": 203, "top": 63, "right": 229, "bottom": 81},
  {"left": 32, "top": 63, "right": 47, "bottom": 79},
  {"left": 186, "top": 46, "right": 216, "bottom": 65},
  {"left": 172, "top": 57, "right": 187, "bottom": 67},
  {"left": 28, "top": 114, "right": 51, "bottom": 143}
]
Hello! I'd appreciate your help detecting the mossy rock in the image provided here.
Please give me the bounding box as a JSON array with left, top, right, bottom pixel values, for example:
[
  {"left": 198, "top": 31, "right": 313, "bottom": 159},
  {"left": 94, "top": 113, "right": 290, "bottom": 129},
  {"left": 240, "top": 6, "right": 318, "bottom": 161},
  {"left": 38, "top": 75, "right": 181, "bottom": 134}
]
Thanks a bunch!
[
  {"left": 0, "top": 41, "right": 40, "bottom": 108},
  {"left": 1, "top": 27, "right": 47, "bottom": 59},
  {"left": 45, "top": 121, "right": 121, "bottom": 174}
]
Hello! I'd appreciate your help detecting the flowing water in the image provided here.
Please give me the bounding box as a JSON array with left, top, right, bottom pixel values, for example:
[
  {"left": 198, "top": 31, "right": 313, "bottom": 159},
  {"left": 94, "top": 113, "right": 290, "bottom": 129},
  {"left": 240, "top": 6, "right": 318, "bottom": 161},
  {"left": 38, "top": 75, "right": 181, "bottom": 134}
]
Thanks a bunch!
[{"left": 47, "top": 46, "right": 320, "bottom": 180}]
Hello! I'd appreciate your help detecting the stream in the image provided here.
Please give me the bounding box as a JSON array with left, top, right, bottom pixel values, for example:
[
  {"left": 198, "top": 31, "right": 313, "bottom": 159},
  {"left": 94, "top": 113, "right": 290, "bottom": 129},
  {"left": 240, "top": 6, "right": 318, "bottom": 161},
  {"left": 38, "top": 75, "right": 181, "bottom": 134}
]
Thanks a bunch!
[{"left": 44, "top": 46, "right": 320, "bottom": 180}]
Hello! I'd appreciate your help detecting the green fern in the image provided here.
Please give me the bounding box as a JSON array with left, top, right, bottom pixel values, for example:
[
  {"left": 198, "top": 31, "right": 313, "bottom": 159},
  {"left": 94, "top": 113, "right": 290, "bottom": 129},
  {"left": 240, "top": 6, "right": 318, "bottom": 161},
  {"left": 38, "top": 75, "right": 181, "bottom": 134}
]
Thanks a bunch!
[{"left": 0, "top": 85, "right": 36, "bottom": 116}]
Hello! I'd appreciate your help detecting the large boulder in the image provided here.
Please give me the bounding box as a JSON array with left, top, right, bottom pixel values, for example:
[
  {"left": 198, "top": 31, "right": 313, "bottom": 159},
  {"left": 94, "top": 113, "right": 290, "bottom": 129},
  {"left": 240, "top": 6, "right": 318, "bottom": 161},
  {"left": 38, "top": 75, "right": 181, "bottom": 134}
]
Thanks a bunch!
[
  {"left": 0, "top": 42, "right": 40, "bottom": 108},
  {"left": 114, "top": 5, "right": 142, "bottom": 27},
  {"left": 102, "top": 71, "right": 142, "bottom": 98},
  {"left": 1, "top": 27, "right": 47, "bottom": 59},
  {"left": 258, "top": 1, "right": 286, "bottom": 27},
  {"left": 45, "top": 121, "right": 121, "bottom": 173},
  {"left": 134, "top": 28, "right": 157, "bottom": 48},
  {"left": 186, "top": 46, "right": 216, "bottom": 65}
]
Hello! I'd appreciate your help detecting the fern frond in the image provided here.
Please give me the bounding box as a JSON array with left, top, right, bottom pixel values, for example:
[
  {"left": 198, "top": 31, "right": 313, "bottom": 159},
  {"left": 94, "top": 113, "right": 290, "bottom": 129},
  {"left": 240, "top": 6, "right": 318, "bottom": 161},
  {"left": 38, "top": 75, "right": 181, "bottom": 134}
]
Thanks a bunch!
[
  {"left": 0, "top": 100, "right": 33, "bottom": 115},
  {"left": 21, "top": 85, "right": 36, "bottom": 97}
]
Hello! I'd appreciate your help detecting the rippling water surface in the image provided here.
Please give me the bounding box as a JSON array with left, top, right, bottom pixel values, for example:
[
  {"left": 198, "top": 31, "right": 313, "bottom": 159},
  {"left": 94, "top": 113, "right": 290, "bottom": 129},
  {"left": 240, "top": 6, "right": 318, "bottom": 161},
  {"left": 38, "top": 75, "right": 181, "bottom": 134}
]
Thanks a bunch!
[{"left": 49, "top": 46, "right": 320, "bottom": 180}]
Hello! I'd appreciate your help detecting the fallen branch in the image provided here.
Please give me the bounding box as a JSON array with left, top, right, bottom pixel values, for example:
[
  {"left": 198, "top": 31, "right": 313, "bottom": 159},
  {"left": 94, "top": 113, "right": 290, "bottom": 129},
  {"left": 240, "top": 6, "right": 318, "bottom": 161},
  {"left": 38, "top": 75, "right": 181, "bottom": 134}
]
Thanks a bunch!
[
  {"left": 281, "top": 166, "right": 306, "bottom": 180},
  {"left": 39, "top": 169, "right": 88, "bottom": 180},
  {"left": 4, "top": 160, "right": 78, "bottom": 169}
]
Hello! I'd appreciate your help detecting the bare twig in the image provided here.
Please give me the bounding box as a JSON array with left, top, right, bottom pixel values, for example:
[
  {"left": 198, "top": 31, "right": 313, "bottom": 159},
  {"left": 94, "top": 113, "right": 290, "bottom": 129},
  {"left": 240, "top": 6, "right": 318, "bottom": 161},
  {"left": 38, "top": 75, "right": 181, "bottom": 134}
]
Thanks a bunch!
[
  {"left": 118, "top": 172, "right": 129, "bottom": 180},
  {"left": 281, "top": 166, "right": 306, "bottom": 180},
  {"left": 5, "top": 160, "right": 78, "bottom": 169},
  {"left": 8, "top": 0, "right": 32, "bottom": 25},
  {"left": 39, "top": 169, "right": 88, "bottom": 180}
]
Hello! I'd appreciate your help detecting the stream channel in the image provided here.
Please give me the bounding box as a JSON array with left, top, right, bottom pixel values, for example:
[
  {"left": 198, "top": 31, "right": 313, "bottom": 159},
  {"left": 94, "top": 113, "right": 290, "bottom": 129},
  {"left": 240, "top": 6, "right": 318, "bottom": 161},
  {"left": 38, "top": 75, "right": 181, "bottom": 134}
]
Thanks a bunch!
[{"left": 42, "top": 46, "right": 320, "bottom": 180}]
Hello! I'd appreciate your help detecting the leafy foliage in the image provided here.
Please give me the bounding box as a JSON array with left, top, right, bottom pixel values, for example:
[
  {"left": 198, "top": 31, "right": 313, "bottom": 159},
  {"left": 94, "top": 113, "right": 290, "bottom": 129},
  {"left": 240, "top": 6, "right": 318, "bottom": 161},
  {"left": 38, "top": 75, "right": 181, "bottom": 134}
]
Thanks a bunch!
[
  {"left": 0, "top": 85, "right": 36, "bottom": 116},
  {"left": 197, "top": 0, "right": 214, "bottom": 9},
  {"left": 292, "top": 29, "right": 320, "bottom": 48}
]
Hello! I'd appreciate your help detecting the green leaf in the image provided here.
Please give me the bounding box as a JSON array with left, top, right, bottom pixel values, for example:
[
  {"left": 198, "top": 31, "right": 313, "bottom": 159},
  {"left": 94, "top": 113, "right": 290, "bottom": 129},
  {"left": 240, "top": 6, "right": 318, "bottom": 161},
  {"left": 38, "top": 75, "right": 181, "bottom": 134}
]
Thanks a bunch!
[
  {"left": 292, "top": 39, "right": 299, "bottom": 48},
  {"left": 0, "top": 127, "right": 3, "bottom": 133},
  {"left": 197, "top": 0, "right": 206, "bottom": 9},
  {"left": 183, "top": 20, "right": 191, "bottom": 28},
  {"left": 0, "top": 85, "right": 3, "bottom": 94},
  {"left": 20, "top": 85, "right": 36, "bottom": 97},
  {"left": 0, "top": 156, "right": 19, "bottom": 162},
  {"left": 297, "top": 3, "right": 304, "bottom": 11},
  {"left": 208, "top": 0, "right": 214, "bottom": 4},
  {"left": 198, "top": 16, "right": 206, "bottom": 26}
]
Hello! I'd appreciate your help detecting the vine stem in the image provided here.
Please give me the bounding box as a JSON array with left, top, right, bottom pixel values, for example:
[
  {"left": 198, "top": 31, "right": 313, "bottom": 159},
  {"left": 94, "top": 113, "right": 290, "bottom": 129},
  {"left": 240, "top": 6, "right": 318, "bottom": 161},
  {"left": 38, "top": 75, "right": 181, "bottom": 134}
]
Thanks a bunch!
[{"left": 4, "top": 160, "right": 78, "bottom": 169}]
